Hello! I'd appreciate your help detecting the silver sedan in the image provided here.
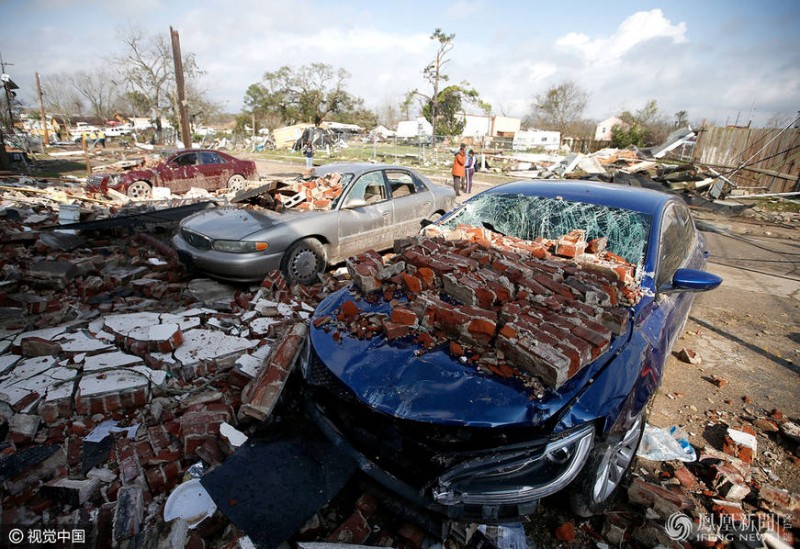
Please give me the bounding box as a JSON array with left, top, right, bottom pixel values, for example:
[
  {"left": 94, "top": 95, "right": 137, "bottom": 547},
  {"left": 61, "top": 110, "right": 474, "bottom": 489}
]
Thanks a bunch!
[{"left": 172, "top": 163, "right": 457, "bottom": 284}]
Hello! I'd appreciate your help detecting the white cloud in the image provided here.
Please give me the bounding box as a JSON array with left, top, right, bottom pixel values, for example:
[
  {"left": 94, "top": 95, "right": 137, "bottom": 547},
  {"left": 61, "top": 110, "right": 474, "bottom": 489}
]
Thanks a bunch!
[{"left": 557, "top": 9, "right": 687, "bottom": 65}]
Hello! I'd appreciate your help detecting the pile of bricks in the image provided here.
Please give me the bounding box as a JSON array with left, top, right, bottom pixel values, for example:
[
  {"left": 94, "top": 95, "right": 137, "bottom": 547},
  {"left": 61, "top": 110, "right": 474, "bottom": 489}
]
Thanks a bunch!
[
  {"left": 325, "top": 224, "right": 641, "bottom": 390},
  {"left": 0, "top": 180, "right": 356, "bottom": 546},
  {"left": 274, "top": 172, "right": 344, "bottom": 211}
]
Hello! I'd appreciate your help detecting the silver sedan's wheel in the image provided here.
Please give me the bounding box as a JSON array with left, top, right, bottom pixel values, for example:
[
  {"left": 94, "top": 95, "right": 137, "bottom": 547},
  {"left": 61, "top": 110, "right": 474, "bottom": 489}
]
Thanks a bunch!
[
  {"left": 127, "top": 180, "right": 152, "bottom": 199},
  {"left": 227, "top": 174, "right": 247, "bottom": 191},
  {"left": 281, "top": 238, "right": 326, "bottom": 285},
  {"left": 569, "top": 411, "right": 646, "bottom": 517}
]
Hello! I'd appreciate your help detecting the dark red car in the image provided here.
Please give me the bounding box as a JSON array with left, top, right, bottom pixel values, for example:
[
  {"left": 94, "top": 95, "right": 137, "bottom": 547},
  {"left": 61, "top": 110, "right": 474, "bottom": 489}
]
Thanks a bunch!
[{"left": 87, "top": 149, "right": 258, "bottom": 199}]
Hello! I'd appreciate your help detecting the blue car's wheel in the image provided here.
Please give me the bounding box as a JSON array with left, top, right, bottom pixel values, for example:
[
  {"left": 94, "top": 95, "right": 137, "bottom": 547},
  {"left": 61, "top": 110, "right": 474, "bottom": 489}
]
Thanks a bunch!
[{"left": 569, "top": 411, "right": 645, "bottom": 517}]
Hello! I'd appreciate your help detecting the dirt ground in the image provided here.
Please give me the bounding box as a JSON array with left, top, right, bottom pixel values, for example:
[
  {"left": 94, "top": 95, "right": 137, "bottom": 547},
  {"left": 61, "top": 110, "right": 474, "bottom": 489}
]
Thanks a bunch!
[{"left": 650, "top": 209, "right": 800, "bottom": 492}]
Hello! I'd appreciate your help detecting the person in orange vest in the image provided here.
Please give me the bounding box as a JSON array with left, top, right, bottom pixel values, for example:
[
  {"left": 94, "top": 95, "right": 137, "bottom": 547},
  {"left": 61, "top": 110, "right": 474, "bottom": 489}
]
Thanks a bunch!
[{"left": 451, "top": 143, "right": 466, "bottom": 197}]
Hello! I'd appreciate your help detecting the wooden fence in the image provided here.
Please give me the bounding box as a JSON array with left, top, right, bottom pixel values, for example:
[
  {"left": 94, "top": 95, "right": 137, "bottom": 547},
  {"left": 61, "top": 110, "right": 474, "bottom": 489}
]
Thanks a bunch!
[{"left": 692, "top": 125, "right": 800, "bottom": 193}]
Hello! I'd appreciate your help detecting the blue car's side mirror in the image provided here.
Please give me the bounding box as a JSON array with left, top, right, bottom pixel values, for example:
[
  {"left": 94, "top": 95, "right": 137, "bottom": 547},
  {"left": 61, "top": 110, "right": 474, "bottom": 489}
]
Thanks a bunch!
[{"left": 670, "top": 268, "right": 723, "bottom": 292}]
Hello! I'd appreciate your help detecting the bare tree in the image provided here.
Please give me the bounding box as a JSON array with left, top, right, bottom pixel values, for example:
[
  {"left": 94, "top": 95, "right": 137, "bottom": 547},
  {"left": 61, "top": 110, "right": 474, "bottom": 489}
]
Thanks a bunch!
[
  {"left": 115, "top": 27, "right": 171, "bottom": 130},
  {"left": 41, "top": 73, "right": 84, "bottom": 128},
  {"left": 114, "top": 26, "right": 213, "bottom": 140},
  {"left": 70, "top": 69, "right": 120, "bottom": 121},
  {"left": 423, "top": 29, "right": 454, "bottom": 141},
  {"left": 529, "top": 80, "right": 589, "bottom": 137}
]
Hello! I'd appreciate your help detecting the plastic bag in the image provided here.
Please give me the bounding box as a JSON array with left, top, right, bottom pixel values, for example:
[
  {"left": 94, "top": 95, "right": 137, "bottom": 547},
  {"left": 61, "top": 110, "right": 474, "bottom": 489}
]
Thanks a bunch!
[{"left": 637, "top": 424, "right": 696, "bottom": 462}]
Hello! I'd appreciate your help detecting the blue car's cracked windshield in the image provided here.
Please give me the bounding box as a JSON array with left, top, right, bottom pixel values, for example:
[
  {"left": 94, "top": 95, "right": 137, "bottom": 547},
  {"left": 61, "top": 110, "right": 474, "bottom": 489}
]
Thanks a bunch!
[{"left": 440, "top": 193, "right": 651, "bottom": 266}]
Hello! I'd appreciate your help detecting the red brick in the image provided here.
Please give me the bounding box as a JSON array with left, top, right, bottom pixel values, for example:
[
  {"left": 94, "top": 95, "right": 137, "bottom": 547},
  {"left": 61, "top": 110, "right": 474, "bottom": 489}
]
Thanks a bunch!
[
  {"left": 673, "top": 466, "right": 700, "bottom": 490},
  {"left": 145, "top": 466, "right": 168, "bottom": 494},
  {"left": 402, "top": 273, "right": 422, "bottom": 293},
  {"left": 382, "top": 321, "right": 410, "bottom": 341},
  {"left": 467, "top": 318, "right": 496, "bottom": 344},
  {"left": 391, "top": 307, "right": 417, "bottom": 326},
  {"left": 340, "top": 299, "right": 359, "bottom": 320},
  {"left": 555, "top": 522, "right": 575, "bottom": 542},
  {"left": 416, "top": 267, "right": 436, "bottom": 289}
]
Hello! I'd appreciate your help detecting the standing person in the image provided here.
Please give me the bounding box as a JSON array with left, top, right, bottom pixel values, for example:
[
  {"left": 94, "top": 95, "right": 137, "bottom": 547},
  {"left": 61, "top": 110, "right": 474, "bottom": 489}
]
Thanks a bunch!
[
  {"left": 451, "top": 143, "right": 466, "bottom": 196},
  {"left": 88, "top": 130, "right": 98, "bottom": 149},
  {"left": 464, "top": 149, "right": 476, "bottom": 194},
  {"left": 98, "top": 129, "right": 106, "bottom": 148},
  {"left": 303, "top": 141, "right": 314, "bottom": 168}
]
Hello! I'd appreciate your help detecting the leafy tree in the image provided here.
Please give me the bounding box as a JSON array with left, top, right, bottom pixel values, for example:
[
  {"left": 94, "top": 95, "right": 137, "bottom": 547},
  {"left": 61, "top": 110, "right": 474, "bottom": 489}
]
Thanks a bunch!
[
  {"left": 612, "top": 100, "right": 667, "bottom": 147},
  {"left": 420, "top": 85, "right": 488, "bottom": 138},
  {"left": 610, "top": 123, "right": 647, "bottom": 148},
  {"left": 244, "top": 63, "right": 364, "bottom": 127},
  {"left": 330, "top": 97, "right": 378, "bottom": 128},
  {"left": 529, "top": 80, "right": 588, "bottom": 137}
]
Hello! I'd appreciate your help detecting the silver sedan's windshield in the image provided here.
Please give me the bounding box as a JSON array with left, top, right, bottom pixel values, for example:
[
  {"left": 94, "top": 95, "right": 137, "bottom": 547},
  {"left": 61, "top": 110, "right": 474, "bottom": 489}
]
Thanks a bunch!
[{"left": 440, "top": 193, "right": 652, "bottom": 264}]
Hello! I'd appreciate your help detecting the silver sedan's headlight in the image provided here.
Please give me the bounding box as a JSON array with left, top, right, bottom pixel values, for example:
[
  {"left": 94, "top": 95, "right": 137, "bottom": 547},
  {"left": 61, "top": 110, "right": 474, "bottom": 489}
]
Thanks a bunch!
[
  {"left": 211, "top": 240, "right": 269, "bottom": 253},
  {"left": 433, "top": 424, "right": 595, "bottom": 506}
]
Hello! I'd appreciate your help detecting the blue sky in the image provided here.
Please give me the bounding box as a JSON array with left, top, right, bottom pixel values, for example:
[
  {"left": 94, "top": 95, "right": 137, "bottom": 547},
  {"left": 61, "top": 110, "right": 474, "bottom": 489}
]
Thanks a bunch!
[{"left": 1, "top": 0, "right": 798, "bottom": 127}]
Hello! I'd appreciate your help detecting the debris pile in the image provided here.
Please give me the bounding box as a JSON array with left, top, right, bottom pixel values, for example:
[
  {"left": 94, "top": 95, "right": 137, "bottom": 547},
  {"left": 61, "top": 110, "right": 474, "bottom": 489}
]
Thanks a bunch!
[
  {"left": 0, "top": 267, "right": 350, "bottom": 547},
  {"left": 600, "top": 412, "right": 800, "bottom": 548},
  {"left": 273, "top": 172, "right": 344, "bottom": 211},
  {"left": 319, "top": 225, "right": 640, "bottom": 390}
]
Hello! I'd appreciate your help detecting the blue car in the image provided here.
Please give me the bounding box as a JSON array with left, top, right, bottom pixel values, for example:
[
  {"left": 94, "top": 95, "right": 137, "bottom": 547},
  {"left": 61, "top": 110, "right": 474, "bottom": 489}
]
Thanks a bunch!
[{"left": 302, "top": 180, "right": 721, "bottom": 522}]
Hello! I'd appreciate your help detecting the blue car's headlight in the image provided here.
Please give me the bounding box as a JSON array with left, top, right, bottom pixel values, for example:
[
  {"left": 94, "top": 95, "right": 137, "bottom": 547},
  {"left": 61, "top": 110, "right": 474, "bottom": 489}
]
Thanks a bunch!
[
  {"left": 212, "top": 240, "right": 269, "bottom": 253},
  {"left": 433, "top": 424, "right": 595, "bottom": 506}
]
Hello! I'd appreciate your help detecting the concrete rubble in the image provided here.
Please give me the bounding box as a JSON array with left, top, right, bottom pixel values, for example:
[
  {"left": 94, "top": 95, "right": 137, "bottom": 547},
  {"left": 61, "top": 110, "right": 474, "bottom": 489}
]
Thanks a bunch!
[{"left": 1, "top": 174, "right": 798, "bottom": 548}]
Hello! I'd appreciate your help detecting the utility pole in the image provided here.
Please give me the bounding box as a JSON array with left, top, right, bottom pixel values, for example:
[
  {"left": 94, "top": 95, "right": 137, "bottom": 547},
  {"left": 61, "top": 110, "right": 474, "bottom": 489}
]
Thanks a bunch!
[
  {"left": 35, "top": 72, "right": 49, "bottom": 146},
  {"left": 0, "top": 53, "right": 16, "bottom": 130},
  {"left": 170, "top": 27, "right": 192, "bottom": 149},
  {"left": 0, "top": 53, "right": 15, "bottom": 171}
]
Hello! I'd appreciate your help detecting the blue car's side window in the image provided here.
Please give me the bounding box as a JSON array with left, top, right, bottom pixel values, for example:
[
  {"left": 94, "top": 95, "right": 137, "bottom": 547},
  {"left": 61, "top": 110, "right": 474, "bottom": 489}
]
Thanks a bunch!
[{"left": 656, "top": 204, "right": 694, "bottom": 289}]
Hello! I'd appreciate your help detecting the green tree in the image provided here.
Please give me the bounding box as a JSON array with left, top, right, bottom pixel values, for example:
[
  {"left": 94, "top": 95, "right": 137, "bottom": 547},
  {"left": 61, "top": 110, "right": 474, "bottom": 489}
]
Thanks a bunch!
[
  {"left": 529, "top": 80, "right": 588, "bottom": 137},
  {"left": 613, "top": 99, "right": 669, "bottom": 147},
  {"left": 420, "top": 85, "right": 488, "bottom": 138},
  {"left": 244, "top": 63, "right": 365, "bottom": 127}
]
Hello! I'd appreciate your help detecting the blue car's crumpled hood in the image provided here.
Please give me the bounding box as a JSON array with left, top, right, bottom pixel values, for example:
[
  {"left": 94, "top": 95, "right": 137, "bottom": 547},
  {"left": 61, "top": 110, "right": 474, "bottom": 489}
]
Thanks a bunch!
[{"left": 308, "top": 287, "right": 632, "bottom": 429}]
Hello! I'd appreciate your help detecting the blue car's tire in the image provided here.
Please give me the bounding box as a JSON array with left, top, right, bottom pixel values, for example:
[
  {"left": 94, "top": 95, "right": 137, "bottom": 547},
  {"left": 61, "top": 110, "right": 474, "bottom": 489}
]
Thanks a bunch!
[
  {"left": 569, "top": 411, "right": 646, "bottom": 517},
  {"left": 282, "top": 238, "right": 326, "bottom": 285}
]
